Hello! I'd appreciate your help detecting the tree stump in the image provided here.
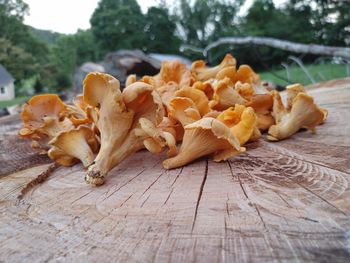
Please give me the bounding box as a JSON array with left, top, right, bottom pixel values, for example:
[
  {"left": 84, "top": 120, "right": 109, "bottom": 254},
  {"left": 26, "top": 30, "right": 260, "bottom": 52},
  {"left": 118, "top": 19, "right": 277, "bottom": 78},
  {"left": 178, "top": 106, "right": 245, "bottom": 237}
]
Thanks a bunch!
[{"left": 1, "top": 78, "right": 350, "bottom": 262}]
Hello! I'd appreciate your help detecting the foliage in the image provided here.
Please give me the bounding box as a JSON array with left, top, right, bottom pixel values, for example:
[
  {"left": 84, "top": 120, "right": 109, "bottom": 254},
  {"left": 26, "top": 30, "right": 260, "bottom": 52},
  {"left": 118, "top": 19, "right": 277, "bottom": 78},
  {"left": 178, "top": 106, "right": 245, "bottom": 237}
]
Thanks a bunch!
[
  {"left": 90, "top": 0, "right": 145, "bottom": 55},
  {"left": 176, "top": 0, "right": 244, "bottom": 47},
  {"left": 28, "top": 27, "right": 63, "bottom": 45},
  {"left": 144, "top": 6, "right": 181, "bottom": 54},
  {"left": 0, "top": 0, "right": 349, "bottom": 99}
]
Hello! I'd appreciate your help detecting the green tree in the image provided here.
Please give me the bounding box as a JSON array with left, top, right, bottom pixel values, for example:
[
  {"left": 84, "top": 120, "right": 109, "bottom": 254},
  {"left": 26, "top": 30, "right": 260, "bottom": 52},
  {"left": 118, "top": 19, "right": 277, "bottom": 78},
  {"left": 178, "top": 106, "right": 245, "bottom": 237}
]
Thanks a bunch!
[
  {"left": 143, "top": 6, "right": 181, "bottom": 53},
  {"left": 0, "top": 38, "right": 38, "bottom": 81},
  {"left": 90, "top": 0, "right": 146, "bottom": 55},
  {"left": 287, "top": 0, "right": 350, "bottom": 46},
  {"left": 176, "top": 0, "right": 243, "bottom": 47}
]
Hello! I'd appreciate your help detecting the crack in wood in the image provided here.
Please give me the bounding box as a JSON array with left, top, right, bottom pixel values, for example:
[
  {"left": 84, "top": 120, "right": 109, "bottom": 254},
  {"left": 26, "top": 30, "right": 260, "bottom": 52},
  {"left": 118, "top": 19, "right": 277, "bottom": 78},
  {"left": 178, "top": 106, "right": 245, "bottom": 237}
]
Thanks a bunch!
[
  {"left": 140, "top": 194, "right": 151, "bottom": 208},
  {"left": 162, "top": 168, "right": 184, "bottom": 207},
  {"left": 162, "top": 188, "right": 174, "bottom": 207},
  {"left": 140, "top": 170, "right": 165, "bottom": 197},
  {"left": 171, "top": 167, "right": 184, "bottom": 187},
  {"left": 191, "top": 160, "right": 208, "bottom": 232},
  {"left": 120, "top": 194, "right": 133, "bottom": 207},
  {"left": 102, "top": 168, "right": 147, "bottom": 201}
]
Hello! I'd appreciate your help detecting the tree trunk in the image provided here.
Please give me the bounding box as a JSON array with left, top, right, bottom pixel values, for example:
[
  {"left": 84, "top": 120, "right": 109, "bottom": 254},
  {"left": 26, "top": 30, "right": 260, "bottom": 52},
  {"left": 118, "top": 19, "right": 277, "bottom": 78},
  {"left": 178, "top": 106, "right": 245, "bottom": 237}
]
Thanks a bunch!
[{"left": 1, "top": 79, "right": 350, "bottom": 262}]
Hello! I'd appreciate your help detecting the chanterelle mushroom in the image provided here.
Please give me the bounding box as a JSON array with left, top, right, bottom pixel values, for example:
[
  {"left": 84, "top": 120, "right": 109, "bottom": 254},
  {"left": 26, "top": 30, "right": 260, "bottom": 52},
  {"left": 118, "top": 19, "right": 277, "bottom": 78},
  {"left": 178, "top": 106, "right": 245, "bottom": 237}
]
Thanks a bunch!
[
  {"left": 268, "top": 91, "right": 326, "bottom": 141},
  {"left": 19, "top": 94, "right": 74, "bottom": 152},
  {"left": 85, "top": 79, "right": 174, "bottom": 185},
  {"left": 48, "top": 125, "right": 99, "bottom": 167},
  {"left": 217, "top": 105, "right": 259, "bottom": 147},
  {"left": 192, "top": 54, "right": 236, "bottom": 81},
  {"left": 209, "top": 77, "right": 246, "bottom": 110},
  {"left": 168, "top": 97, "right": 201, "bottom": 127},
  {"left": 152, "top": 60, "right": 192, "bottom": 89},
  {"left": 163, "top": 117, "right": 244, "bottom": 169},
  {"left": 83, "top": 72, "right": 134, "bottom": 185}
]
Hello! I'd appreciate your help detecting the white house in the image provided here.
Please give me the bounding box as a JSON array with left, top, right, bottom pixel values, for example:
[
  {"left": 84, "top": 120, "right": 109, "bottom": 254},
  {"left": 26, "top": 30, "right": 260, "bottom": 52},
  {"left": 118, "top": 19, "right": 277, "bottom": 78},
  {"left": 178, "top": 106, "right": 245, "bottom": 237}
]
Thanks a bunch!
[{"left": 0, "top": 64, "right": 15, "bottom": 101}]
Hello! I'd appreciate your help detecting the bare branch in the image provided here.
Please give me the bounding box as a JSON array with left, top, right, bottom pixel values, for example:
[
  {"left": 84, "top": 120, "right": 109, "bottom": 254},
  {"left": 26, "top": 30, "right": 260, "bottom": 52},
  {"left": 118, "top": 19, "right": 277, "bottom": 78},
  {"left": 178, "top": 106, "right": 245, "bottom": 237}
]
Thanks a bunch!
[{"left": 181, "top": 36, "right": 350, "bottom": 59}]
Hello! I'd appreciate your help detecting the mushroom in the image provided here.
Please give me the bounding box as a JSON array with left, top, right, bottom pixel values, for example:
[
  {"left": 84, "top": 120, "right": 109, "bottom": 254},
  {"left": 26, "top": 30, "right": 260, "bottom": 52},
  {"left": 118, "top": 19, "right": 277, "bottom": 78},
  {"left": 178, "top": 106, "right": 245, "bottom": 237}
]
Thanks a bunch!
[
  {"left": 209, "top": 77, "right": 246, "bottom": 110},
  {"left": 48, "top": 125, "right": 99, "bottom": 167},
  {"left": 246, "top": 93, "right": 274, "bottom": 131},
  {"left": 192, "top": 54, "right": 236, "bottom": 81},
  {"left": 267, "top": 91, "right": 326, "bottom": 141},
  {"left": 217, "top": 105, "right": 259, "bottom": 145},
  {"left": 235, "top": 82, "right": 255, "bottom": 101},
  {"left": 232, "top": 65, "right": 260, "bottom": 85},
  {"left": 163, "top": 117, "right": 244, "bottom": 169},
  {"left": 168, "top": 97, "right": 201, "bottom": 127},
  {"left": 66, "top": 94, "right": 93, "bottom": 126},
  {"left": 83, "top": 72, "right": 135, "bottom": 185},
  {"left": 125, "top": 74, "right": 137, "bottom": 87},
  {"left": 156, "top": 81, "right": 179, "bottom": 111},
  {"left": 85, "top": 80, "right": 170, "bottom": 185},
  {"left": 285, "top": 83, "right": 305, "bottom": 110},
  {"left": 175, "top": 86, "right": 210, "bottom": 116},
  {"left": 19, "top": 94, "right": 74, "bottom": 152},
  {"left": 153, "top": 60, "right": 192, "bottom": 89},
  {"left": 193, "top": 80, "right": 214, "bottom": 100},
  {"left": 158, "top": 117, "right": 184, "bottom": 142}
]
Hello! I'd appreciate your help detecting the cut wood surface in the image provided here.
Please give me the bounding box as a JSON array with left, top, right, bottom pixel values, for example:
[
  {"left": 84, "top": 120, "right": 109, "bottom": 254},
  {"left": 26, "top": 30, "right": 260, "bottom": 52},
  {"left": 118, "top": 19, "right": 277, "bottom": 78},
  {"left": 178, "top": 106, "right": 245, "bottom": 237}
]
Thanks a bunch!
[{"left": 1, "top": 79, "right": 350, "bottom": 262}]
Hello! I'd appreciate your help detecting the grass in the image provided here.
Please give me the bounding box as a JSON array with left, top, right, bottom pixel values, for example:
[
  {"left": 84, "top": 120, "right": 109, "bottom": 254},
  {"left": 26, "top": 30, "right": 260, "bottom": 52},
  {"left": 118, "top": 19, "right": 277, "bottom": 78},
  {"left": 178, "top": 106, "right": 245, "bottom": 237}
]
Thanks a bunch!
[
  {"left": 260, "top": 63, "right": 348, "bottom": 86},
  {"left": 0, "top": 96, "right": 29, "bottom": 108}
]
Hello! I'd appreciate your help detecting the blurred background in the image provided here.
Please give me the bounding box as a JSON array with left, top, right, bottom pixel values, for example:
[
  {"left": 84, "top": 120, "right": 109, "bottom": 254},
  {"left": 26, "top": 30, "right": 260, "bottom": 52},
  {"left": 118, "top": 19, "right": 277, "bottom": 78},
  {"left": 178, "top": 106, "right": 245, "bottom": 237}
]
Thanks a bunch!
[{"left": 0, "top": 0, "right": 349, "bottom": 109}]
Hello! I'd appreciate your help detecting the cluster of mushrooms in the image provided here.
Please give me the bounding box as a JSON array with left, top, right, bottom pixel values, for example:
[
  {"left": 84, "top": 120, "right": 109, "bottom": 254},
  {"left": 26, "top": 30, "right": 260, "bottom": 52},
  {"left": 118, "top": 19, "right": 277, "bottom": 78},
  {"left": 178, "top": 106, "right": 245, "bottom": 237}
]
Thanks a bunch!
[{"left": 19, "top": 54, "right": 327, "bottom": 186}]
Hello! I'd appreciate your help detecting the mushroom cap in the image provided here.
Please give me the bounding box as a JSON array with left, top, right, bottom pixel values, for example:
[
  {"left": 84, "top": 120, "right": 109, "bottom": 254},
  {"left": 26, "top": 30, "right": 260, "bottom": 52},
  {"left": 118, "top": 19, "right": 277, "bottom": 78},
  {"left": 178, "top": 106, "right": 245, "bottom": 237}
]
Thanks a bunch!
[
  {"left": 210, "top": 77, "right": 246, "bottom": 110},
  {"left": 125, "top": 74, "right": 137, "bottom": 87},
  {"left": 138, "top": 118, "right": 177, "bottom": 157},
  {"left": 163, "top": 117, "right": 244, "bottom": 169},
  {"left": 216, "top": 66, "right": 236, "bottom": 81},
  {"left": 246, "top": 93, "right": 273, "bottom": 114},
  {"left": 175, "top": 86, "right": 210, "bottom": 116},
  {"left": 286, "top": 83, "right": 305, "bottom": 110},
  {"left": 168, "top": 97, "right": 201, "bottom": 127},
  {"left": 123, "top": 81, "right": 165, "bottom": 125},
  {"left": 217, "top": 105, "right": 245, "bottom": 127},
  {"left": 191, "top": 54, "right": 236, "bottom": 81},
  {"left": 21, "top": 94, "right": 66, "bottom": 129},
  {"left": 154, "top": 60, "right": 192, "bottom": 89},
  {"left": 49, "top": 125, "right": 98, "bottom": 167},
  {"left": 217, "top": 105, "right": 258, "bottom": 145},
  {"left": 185, "top": 117, "right": 241, "bottom": 151},
  {"left": 232, "top": 65, "right": 260, "bottom": 85},
  {"left": 83, "top": 72, "right": 122, "bottom": 108},
  {"left": 193, "top": 81, "right": 214, "bottom": 100},
  {"left": 235, "top": 82, "right": 255, "bottom": 100},
  {"left": 268, "top": 92, "right": 325, "bottom": 141},
  {"left": 156, "top": 81, "right": 179, "bottom": 111}
]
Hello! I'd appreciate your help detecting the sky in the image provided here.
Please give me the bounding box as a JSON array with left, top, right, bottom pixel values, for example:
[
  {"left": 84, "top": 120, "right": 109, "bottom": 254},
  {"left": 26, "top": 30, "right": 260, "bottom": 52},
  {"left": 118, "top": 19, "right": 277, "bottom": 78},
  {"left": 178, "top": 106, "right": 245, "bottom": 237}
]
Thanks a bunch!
[{"left": 23, "top": 0, "right": 286, "bottom": 34}]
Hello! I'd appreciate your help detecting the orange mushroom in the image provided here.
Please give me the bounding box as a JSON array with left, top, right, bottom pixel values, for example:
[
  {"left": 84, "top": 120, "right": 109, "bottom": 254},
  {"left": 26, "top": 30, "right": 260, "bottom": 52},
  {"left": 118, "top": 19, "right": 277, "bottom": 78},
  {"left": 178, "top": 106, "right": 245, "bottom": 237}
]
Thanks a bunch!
[
  {"left": 19, "top": 94, "right": 74, "bottom": 152},
  {"left": 191, "top": 54, "right": 236, "bottom": 81},
  {"left": 163, "top": 117, "right": 244, "bottom": 169},
  {"left": 48, "top": 125, "right": 99, "bottom": 167},
  {"left": 268, "top": 91, "right": 326, "bottom": 141}
]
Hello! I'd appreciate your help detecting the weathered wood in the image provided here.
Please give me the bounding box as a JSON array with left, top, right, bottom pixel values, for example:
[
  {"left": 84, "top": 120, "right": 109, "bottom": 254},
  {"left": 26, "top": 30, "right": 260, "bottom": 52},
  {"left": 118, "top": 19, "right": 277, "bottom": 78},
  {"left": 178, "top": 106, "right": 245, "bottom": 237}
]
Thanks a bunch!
[
  {"left": 1, "top": 79, "right": 350, "bottom": 262},
  {"left": 182, "top": 36, "right": 350, "bottom": 59}
]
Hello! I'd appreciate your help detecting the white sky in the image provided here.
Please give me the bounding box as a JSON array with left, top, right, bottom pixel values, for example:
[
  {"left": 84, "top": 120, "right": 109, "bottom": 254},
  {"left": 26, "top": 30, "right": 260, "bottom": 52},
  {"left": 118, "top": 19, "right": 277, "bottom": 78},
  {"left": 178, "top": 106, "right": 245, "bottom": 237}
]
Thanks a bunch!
[{"left": 23, "top": 0, "right": 286, "bottom": 34}]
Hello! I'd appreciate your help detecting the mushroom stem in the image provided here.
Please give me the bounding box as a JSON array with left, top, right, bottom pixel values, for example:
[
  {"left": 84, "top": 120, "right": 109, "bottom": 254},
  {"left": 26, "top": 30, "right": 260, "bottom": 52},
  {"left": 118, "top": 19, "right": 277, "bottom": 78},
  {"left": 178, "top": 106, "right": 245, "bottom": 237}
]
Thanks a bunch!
[
  {"left": 85, "top": 131, "right": 144, "bottom": 186},
  {"left": 163, "top": 130, "right": 227, "bottom": 169}
]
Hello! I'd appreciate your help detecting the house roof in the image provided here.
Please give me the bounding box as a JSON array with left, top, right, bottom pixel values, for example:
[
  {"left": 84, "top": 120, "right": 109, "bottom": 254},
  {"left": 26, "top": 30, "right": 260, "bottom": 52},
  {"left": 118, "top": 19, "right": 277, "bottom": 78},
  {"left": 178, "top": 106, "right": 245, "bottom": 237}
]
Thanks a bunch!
[{"left": 0, "top": 64, "right": 15, "bottom": 86}]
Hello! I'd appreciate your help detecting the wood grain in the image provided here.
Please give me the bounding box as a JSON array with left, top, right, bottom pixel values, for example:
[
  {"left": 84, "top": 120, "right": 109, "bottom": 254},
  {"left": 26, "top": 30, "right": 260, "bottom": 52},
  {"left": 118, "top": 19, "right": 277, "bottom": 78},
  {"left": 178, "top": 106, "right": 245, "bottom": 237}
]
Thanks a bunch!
[{"left": 0, "top": 79, "right": 350, "bottom": 262}]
